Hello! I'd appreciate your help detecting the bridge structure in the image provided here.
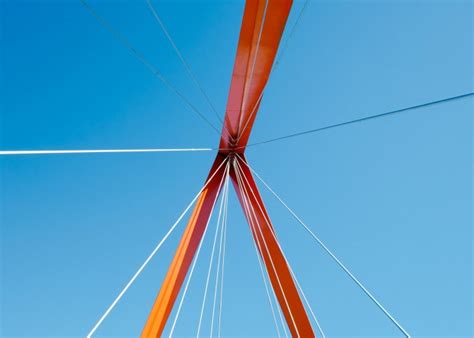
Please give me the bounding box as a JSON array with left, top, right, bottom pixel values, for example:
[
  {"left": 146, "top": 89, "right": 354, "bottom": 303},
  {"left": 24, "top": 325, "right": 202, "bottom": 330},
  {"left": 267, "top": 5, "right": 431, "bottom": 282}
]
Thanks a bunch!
[
  {"left": 5, "top": 0, "right": 456, "bottom": 336},
  {"left": 140, "top": 1, "right": 315, "bottom": 336}
]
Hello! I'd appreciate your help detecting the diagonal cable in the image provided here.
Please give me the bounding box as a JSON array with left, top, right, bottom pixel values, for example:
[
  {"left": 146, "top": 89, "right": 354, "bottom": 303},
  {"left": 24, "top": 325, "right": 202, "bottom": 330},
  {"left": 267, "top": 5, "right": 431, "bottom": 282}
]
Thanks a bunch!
[
  {"left": 145, "top": 0, "right": 228, "bottom": 134},
  {"left": 217, "top": 173, "right": 230, "bottom": 338},
  {"left": 235, "top": 158, "right": 325, "bottom": 337},
  {"left": 86, "top": 157, "right": 228, "bottom": 338},
  {"left": 236, "top": 0, "right": 311, "bottom": 144},
  {"left": 236, "top": 0, "right": 269, "bottom": 138},
  {"left": 236, "top": 159, "right": 324, "bottom": 336},
  {"left": 233, "top": 159, "right": 299, "bottom": 336},
  {"left": 236, "top": 159, "right": 285, "bottom": 337},
  {"left": 79, "top": 0, "right": 221, "bottom": 135},
  {"left": 210, "top": 174, "right": 230, "bottom": 337},
  {"left": 234, "top": 161, "right": 287, "bottom": 337},
  {"left": 196, "top": 170, "right": 229, "bottom": 337},
  {"left": 248, "top": 218, "right": 284, "bottom": 338},
  {"left": 233, "top": 92, "right": 474, "bottom": 150},
  {"left": 274, "top": 0, "right": 311, "bottom": 69},
  {"left": 169, "top": 161, "right": 230, "bottom": 337},
  {"left": 237, "top": 155, "right": 411, "bottom": 338}
]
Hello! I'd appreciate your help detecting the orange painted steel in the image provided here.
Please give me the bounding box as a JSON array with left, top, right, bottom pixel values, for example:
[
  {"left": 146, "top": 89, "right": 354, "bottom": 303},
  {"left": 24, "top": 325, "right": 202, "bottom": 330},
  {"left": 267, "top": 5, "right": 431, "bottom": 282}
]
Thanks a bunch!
[
  {"left": 141, "top": 155, "right": 227, "bottom": 337},
  {"left": 230, "top": 155, "right": 314, "bottom": 337},
  {"left": 142, "top": 1, "right": 316, "bottom": 336},
  {"left": 219, "top": 0, "right": 293, "bottom": 151}
]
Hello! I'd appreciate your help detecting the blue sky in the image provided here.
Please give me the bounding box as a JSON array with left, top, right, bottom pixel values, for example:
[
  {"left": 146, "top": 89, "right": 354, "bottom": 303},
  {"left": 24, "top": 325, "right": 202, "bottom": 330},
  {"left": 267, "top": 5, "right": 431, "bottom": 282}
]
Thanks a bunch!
[{"left": 1, "top": 0, "right": 472, "bottom": 337}]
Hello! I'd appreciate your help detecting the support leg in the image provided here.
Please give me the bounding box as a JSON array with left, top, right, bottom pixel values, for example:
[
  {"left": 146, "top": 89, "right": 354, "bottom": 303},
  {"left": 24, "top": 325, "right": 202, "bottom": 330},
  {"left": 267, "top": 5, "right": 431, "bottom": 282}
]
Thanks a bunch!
[
  {"left": 231, "top": 155, "right": 315, "bottom": 337},
  {"left": 141, "top": 155, "right": 227, "bottom": 337}
]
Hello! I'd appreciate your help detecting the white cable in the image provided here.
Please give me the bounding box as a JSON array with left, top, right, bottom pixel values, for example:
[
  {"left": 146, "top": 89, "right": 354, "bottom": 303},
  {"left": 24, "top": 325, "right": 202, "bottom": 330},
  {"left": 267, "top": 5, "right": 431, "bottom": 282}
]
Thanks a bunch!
[
  {"left": 235, "top": 158, "right": 325, "bottom": 337},
  {"left": 234, "top": 162, "right": 284, "bottom": 338},
  {"left": 236, "top": 160, "right": 327, "bottom": 336},
  {"left": 169, "top": 162, "right": 230, "bottom": 337},
  {"left": 237, "top": 0, "right": 269, "bottom": 135},
  {"left": 79, "top": 0, "right": 221, "bottom": 135},
  {"left": 217, "top": 173, "right": 230, "bottom": 338},
  {"left": 196, "top": 172, "right": 229, "bottom": 337},
  {"left": 237, "top": 155, "right": 411, "bottom": 338},
  {"left": 210, "top": 176, "right": 229, "bottom": 337},
  {"left": 234, "top": 159, "right": 284, "bottom": 335},
  {"left": 275, "top": 0, "right": 311, "bottom": 69},
  {"left": 249, "top": 224, "right": 284, "bottom": 338},
  {"left": 145, "top": 0, "right": 227, "bottom": 132},
  {"left": 234, "top": 161, "right": 294, "bottom": 337},
  {"left": 0, "top": 148, "right": 212, "bottom": 156},
  {"left": 236, "top": 0, "right": 311, "bottom": 144},
  {"left": 236, "top": 91, "right": 264, "bottom": 144},
  {"left": 86, "top": 157, "right": 228, "bottom": 338},
  {"left": 290, "top": 269, "right": 326, "bottom": 338},
  {"left": 234, "top": 161, "right": 288, "bottom": 337},
  {"left": 233, "top": 160, "right": 299, "bottom": 336}
]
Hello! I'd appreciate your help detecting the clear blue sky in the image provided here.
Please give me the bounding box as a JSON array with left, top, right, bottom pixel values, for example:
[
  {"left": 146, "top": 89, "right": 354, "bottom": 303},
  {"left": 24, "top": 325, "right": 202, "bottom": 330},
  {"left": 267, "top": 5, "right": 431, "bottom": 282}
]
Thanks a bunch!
[{"left": 1, "top": 0, "right": 472, "bottom": 337}]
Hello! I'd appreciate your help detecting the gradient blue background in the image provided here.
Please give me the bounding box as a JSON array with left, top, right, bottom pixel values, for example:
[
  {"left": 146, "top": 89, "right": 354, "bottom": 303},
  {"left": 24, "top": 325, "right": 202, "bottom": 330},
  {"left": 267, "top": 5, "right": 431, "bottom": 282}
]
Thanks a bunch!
[{"left": 1, "top": 0, "right": 472, "bottom": 337}]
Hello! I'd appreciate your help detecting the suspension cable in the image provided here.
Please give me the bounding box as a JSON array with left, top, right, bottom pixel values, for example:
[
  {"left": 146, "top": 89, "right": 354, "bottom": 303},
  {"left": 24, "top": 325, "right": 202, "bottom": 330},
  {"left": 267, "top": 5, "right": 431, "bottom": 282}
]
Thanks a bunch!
[
  {"left": 248, "top": 218, "right": 284, "bottom": 338},
  {"left": 217, "top": 171, "right": 229, "bottom": 337},
  {"left": 236, "top": 0, "right": 268, "bottom": 137},
  {"left": 210, "top": 173, "right": 230, "bottom": 337},
  {"left": 235, "top": 158, "right": 325, "bottom": 337},
  {"left": 234, "top": 162, "right": 287, "bottom": 337},
  {"left": 145, "top": 0, "right": 228, "bottom": 133},
  {"left": 275, "top": 0, "right": 311, "bottom": 69},
  {"left": 86, "top": 157, "right": 228, "bottom": 338},
  {"left": 196, "top": 170, "right": 229, "bottom": 337},
  {"left": 79, "top": 0, "right": 221, "bottom": 135},
  {"left": 0, "top": 148, "right": 212, "bottom": 156},
  {"left": 236, "top": 0, "right": 311, "bottom": 143},
  {"left": 169, "top": 162, "right": 230, "bottom": 336},
  {"left": 240, "top": 92, "right": 474, "bottom": 150},
  {"left": 233, "top": 159, "right": 300, "bottom": 337},
  {"left": 237, "top": 155, "right": 411, "bottom": 338},
  {"left": 236, "top": 159, "right": 325, "bottom": 336}
]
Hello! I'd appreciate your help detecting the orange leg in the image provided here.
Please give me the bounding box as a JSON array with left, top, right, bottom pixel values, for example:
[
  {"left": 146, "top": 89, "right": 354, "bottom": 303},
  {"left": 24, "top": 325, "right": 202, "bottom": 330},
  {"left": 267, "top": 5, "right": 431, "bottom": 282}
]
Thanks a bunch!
[
  {"left": 141, "top": 155, "right": 227, "bottom": 337},
  {"left": 231, "top": 155, "right": 315, "bottom": 337}
]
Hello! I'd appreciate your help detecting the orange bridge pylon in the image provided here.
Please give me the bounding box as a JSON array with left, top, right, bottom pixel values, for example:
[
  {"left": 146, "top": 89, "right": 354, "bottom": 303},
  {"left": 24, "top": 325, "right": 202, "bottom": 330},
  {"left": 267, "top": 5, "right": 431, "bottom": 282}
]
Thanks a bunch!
[{"left": 141, "top": 1, "right": 315, "bottom": 336}]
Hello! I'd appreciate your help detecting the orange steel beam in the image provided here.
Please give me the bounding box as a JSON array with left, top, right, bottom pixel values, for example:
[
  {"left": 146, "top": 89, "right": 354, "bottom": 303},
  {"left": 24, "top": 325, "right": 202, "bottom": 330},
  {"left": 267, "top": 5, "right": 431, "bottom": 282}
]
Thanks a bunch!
[
  {"left": 142, "top": 1, "right": 316, "bottom": 336},
  {"left": 218, "top": 2, "right": 315, "bottom": 332},
  {"left": 219, "top": 0, "right": 293, "bottom": 151},
  {"left": 141, "top": 155, "right": 227, "bottom": 337},
  {"left": 230, "top": 155, "right": 314, "bottom": 337}
]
